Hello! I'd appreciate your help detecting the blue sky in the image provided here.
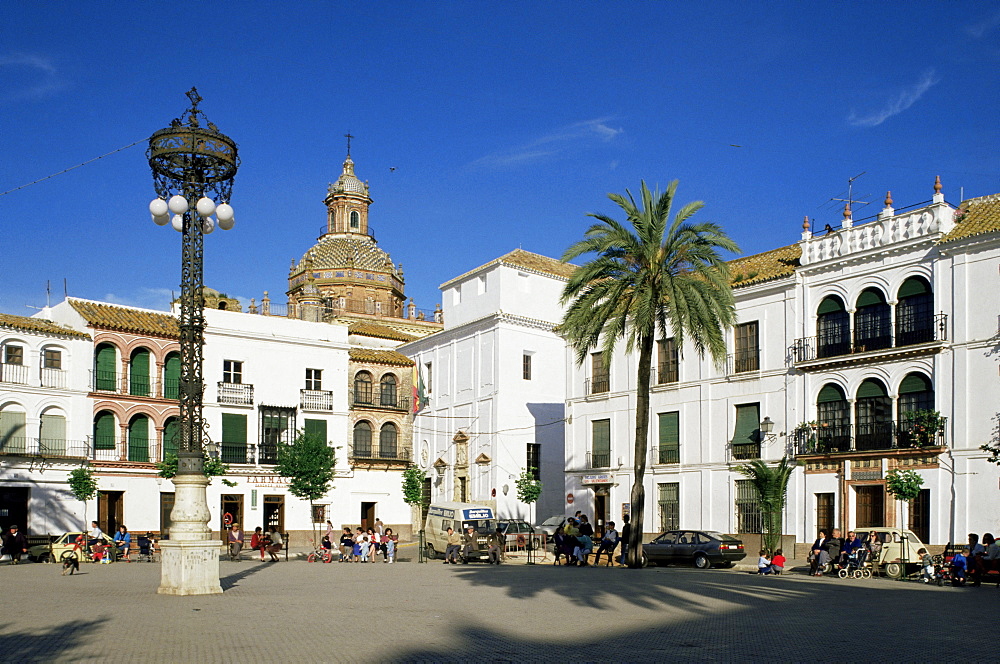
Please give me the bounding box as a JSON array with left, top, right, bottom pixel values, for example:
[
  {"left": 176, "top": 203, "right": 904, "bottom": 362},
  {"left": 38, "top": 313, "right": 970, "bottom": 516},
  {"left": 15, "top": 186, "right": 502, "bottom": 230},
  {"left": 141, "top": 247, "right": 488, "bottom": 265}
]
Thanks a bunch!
[{"left": 2, "top": 1, "right": 998, "bottom": 316}]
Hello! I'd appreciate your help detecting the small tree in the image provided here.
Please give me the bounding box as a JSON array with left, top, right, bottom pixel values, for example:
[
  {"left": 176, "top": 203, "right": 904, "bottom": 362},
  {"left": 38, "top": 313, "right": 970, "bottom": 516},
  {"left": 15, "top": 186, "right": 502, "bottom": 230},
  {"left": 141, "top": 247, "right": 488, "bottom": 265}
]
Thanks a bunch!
[
  {"left": 276, "top": 432, "right": 337, "bottom": 545},
  {"left": 885, "top": 468, "right": 924, "bottom": 569},
  {"left": 735, "top": 457, "right": 795, "bottom": 553},
  {"left": 515, "top": 468, "right": 543, "bottom": 506},
  {"left": 156, "top": 453, "right": 233, "bottom": 485},
  {"left": 67, "top": 467, "right": 98, "bottom": 531},
  {"left": 401, "top": 466, "right": 425, "bottom": 506}
]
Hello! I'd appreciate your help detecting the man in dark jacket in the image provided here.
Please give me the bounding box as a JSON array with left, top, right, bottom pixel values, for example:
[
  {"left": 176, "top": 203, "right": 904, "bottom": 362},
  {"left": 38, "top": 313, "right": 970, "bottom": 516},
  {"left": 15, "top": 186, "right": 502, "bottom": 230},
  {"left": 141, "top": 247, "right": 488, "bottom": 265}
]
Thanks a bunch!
[
  {"left": 618, "top": 515, "right": 631, "bottom": 566},
  {"left": 825, "top": 529, "right": 843, "bottom": 569},
  {"left": 461, "top": 526, "right": 479, "bottom": 563},
  {"left": 487, "top": 526, "right": 505, "bottom": 565},
  {"left": 2, "top": 525, "right": 28, "bottom": 564}
]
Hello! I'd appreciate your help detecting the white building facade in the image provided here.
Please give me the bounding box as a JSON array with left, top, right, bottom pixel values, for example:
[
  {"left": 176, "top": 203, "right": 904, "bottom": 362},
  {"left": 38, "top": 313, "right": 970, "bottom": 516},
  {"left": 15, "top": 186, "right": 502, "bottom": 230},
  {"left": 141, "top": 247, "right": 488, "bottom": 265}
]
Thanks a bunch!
[
  {"left": 401, "top": 250, "right": 573, "bottom": 523},
  {"left": 565, "top": 183, "right": 1000, "bottom": 548}
]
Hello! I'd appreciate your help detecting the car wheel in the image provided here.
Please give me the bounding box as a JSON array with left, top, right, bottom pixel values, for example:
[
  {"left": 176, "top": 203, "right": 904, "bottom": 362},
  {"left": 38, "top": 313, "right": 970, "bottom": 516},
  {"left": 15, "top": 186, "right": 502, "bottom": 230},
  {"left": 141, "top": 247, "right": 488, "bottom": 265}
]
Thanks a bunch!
[
  {"left": 529, "top": 538, "right": 541, "bottom": 551},
  {"left": 640, "top": 552, "right": 649, "bottom": 568},
  {"left": 885, "top": 562, "right": 903, "bottom": 579},
  {"left": 426, "top": 543, "right": 438, "bottom": 560},
  {"left": 693, "top": 553, "right": 710, "bottom": 569},
  {"left": 838, "top": 568, "right": 849, "bottom": 579},
  {"left": 38, "top": 553, "right": 50, "bottom": 564}
]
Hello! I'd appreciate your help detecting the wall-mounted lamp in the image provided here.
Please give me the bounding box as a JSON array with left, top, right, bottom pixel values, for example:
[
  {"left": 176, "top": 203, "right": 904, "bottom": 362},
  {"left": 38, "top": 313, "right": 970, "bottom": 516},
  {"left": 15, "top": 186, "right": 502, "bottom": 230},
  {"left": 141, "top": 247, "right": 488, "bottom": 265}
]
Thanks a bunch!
[{"left": 759, "top": 416, "right": 777, "bottom": 444}]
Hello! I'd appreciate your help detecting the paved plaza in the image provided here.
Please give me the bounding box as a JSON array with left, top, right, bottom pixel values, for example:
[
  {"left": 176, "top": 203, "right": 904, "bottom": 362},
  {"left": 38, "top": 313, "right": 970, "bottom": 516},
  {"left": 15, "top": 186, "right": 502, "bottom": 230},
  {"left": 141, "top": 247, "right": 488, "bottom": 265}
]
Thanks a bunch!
[{"left": 0, "top": 550, "right": 995, "bottom": 663}]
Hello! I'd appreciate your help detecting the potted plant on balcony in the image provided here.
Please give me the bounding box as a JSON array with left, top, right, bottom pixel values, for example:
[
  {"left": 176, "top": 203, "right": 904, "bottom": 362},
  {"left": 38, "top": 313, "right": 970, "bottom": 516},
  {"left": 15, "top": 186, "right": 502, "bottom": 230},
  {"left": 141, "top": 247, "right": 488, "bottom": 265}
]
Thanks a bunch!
[
  {"left": 901, "top": 410, "right": 944, "bottom": 447},
  {"left": 794, "top": 421, "right": 818, "bottom": 451}
]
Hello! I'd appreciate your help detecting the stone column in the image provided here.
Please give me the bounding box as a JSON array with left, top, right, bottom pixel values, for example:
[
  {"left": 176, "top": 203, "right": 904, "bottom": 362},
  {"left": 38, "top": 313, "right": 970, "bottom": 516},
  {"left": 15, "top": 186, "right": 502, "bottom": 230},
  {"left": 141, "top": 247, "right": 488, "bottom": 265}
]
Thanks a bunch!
[{"left": 157, "top": 473, "right": 222, "bottom": 596}]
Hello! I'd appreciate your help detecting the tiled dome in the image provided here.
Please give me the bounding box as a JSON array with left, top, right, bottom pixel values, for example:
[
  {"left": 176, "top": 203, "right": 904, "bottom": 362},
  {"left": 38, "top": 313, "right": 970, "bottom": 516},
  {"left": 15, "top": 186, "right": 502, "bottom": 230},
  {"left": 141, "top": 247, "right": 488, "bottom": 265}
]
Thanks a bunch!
[
  {"left": 293, "top": 235, "right": 399, "bottom": 276},
  {"left": 329, "top": 155, "right": 368, "bottom": 196}
]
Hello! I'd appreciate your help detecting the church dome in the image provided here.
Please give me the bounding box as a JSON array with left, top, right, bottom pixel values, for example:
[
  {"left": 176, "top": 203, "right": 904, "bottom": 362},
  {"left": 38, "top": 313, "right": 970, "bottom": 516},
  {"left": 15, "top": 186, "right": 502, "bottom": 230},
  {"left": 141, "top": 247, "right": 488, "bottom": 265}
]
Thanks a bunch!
[
  {"left": 293, "top": 234, "right": 400, "bottom": 277},
  {"left": 329, "top": 155, "right": 369, "bottom": 197}
]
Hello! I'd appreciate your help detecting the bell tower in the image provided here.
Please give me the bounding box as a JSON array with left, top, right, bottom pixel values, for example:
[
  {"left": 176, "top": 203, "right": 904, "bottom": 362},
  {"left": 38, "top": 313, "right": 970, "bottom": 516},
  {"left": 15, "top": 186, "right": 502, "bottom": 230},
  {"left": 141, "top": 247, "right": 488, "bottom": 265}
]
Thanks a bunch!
[{"left": 323, "top": 133, "right": 372, "bottom": 236}]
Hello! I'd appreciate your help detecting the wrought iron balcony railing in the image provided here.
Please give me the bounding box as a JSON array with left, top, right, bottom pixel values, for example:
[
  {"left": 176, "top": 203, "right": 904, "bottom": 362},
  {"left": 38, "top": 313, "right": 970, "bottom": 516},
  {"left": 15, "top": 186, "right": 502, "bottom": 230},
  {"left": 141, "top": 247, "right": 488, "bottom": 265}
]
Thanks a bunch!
[
  {"left": 258, "top": 442, "right": 280, "bottom": 465},
  {"left": 726, "top": 349, "right": 760, "bottom": 375},
  {"left": 349, "top": 444, "right": 411, "bottom": 463},
  {"left": 349, "top": 390, "right": 410, "bottom": 411},
  {"left": 221, "top": 443, "right": 252, "bottom": 465},
  {"left": 652, "top": 446, "right": 680, "bottom": 464},
  {"left": 218, "top": 381, "right": 254, "bottom": 405},
  {"left": 791, "top": 313, "right": 947, "bottom": 363},
  {"left": 587, "top": 451, "right": 611, "bottom": 468},
  {"left": 301, "top": 389, "right": 334, "bottom": 411},
  {"left": 793, "top": 418, "right": 947, "bottom": 455},
  {"left": 0, "top": 362, "right": 29, "bottom": 385},
  {"left": 0, "top": 437, "right": 90, "bottom": 458},
  {"left": 656, "top": 363, "right": 678, "bottom": 385},
  {"left": 585, "top": 374, "right": 610, "bottom": 395},
  {"left": 731, "top": 441, "right": 761, "bottom": 460}
]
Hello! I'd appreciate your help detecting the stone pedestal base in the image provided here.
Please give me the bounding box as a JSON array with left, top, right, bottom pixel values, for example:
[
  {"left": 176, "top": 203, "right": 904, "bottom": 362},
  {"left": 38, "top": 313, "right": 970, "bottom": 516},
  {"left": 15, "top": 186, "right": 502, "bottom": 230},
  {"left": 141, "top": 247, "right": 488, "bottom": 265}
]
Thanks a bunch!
[{"left": 157, "top": 539, "right": 223, "bottom": 596}]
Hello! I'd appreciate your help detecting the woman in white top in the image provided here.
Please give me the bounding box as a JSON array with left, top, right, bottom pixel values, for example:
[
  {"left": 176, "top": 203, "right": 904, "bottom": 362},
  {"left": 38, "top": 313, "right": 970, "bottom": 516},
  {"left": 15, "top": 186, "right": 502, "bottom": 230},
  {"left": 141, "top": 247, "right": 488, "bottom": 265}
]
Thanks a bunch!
[{"left": 266, "top": 526, "right": 283, "bottom": 562}]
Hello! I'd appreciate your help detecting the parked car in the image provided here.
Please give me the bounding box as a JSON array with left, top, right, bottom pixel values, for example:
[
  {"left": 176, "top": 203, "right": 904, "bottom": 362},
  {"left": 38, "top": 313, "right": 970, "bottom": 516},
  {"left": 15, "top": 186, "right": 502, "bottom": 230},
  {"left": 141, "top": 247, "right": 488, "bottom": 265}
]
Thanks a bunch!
[
  {"left": 853, "top": 527, "right": 928, "bottom": 579},
  {"left": 643, "top": 530, "right": 746, "bottom": 569},
  {"left": 27, "top": 532, "right": 115, "bottom": 563},
  {"left": 534, "top": 515, "right": 575, "bottom": 538},
  {"left": 497, "top": 519, "right": 541, "bottom": 549}
]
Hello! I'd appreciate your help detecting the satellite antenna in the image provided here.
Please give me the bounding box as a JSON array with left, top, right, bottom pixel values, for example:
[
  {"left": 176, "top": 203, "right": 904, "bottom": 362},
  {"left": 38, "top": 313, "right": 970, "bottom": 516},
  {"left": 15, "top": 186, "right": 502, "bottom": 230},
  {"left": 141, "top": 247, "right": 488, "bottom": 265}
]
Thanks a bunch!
[{"left": 823, "top": 172, "right": 872, "bottom": 215}]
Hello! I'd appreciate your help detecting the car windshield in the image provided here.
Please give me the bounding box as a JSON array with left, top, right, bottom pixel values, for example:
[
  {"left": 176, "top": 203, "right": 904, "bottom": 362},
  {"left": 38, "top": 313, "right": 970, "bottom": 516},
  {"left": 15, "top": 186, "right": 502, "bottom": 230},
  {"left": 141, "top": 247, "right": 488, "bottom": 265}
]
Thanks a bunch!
[
  {"left": 540, "top": 517, "right": 564, "bottom": 526},
  {"left": 462, "top": 519, "right": 496, "bottom": 534},
  {"left": 701, "top": 531, "right": 728, "bottom": 541}
]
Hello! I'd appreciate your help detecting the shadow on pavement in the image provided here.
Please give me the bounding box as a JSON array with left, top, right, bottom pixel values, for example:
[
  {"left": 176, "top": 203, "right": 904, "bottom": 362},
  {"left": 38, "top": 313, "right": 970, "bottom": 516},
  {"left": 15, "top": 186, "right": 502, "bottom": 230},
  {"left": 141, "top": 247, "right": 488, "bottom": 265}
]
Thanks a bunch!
[
  {"left": 220, "top": 561, "right": 272, "bottom": 591},
  {"left": 0, "top": 617, "right": 106, "bottom": 663}
]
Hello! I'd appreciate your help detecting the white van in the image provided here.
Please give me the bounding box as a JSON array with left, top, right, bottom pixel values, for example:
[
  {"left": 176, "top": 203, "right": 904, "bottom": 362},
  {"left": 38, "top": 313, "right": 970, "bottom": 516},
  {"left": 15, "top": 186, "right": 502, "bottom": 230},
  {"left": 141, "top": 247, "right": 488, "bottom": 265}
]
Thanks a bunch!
[{"left": 423, "top": 502, "right": 496, "bottom": 561}]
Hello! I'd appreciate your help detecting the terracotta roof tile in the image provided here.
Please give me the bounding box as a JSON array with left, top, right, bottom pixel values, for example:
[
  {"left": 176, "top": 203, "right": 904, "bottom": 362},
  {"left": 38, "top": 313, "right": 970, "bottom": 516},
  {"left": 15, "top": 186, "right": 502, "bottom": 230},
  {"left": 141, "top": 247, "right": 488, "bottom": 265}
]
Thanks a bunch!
[
  {"left": 0, "top": 313, "right": 90, "bottom": 339},
  {"left": 348, "top": 321, "right": 418, "bottom": 342},
  {"left": 729, "top": 244, "right": 801, "bottom": 288},
  {"left": 941, "top": 194, "right": 1000, "bottom": 243},
  {"left": 441, "top": 248, "right": 577, "bottom": 288},
  {"left": 293, "top": 235, "right": 399, "bottom": 277},
  {"left": 69, "top": 299, "right": 179, "bottom": 337},
  {"left": 349, "top": 348, "right": 415, "bottom": 367}
]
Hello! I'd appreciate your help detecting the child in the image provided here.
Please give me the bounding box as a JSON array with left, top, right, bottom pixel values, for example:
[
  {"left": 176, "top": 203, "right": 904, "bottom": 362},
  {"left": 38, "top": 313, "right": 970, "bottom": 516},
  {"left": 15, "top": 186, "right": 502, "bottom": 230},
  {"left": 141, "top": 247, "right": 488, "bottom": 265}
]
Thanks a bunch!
[
  {"left": 92, "top": 541, "right": 108, "bottom": 563},
  {"left": 385, "top": 528, "right": 397, "bottom": 563},
  {"left": 918, "top": 547, "right": 934, "bottom": 583},
  {"left": 321, "top": 535, "right": 333, "bottom": 552},
  {"left": 952, "top": 548, "right": 969, "bottom": 586},
  {"left": 770, "top": 548, "right": 786, "bottom": 575},
  {"left": 757, "top": 549, "right": 772, "bottom": 574}
]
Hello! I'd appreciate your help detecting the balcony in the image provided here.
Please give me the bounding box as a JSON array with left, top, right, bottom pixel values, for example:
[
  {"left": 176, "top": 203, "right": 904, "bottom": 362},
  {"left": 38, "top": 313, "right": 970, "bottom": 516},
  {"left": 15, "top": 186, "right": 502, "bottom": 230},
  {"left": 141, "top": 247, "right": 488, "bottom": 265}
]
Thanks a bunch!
[
  {"left": 0, "top": 437, "right": 90, "bottom": 458},
  {"left": 220, "top": 443, "right": 252, "bottom": 465},
  {"left": 791, "top": 313, "right": 947, "bottom": 368},
  {"left": 349, "top": 444, "right": 411, "bottom": 464},
  {"left": 656, "top": 363, "right": 678, "bottom": 385},
  {"left": 652, "top": 446, "right": 679, "bottom": 464},
  {"left": 301, "top": 389, "right": 334, "bottom": 412},
  {"left": 349, "top": 390, "right": 411, "bottom": 412},
  {"left": 793, "top": 419, "right": 947, "bottom": 456},
  {"left": 726, "top": 349, "right": 760, "bottom": 376},
  {"left": 218, "top": 381, "right": 254, "bottom": 406},
  {"left": 731, "top": 441, "right": 761, "bottom": 460},
  {"left": 257, "top": 442, "right": 279, "bottom": 465},
  {"left": 40, "top": 368, "right": 67, "bottom": 389},
  {"left": 0, "top": 362, "right": 29, "bottom": 384},
  {"left": 587, "top": 451, "right": 611, "bottom": 468},
  {"left": 585, "top": 374, "right": 610, "bottom": 396}
]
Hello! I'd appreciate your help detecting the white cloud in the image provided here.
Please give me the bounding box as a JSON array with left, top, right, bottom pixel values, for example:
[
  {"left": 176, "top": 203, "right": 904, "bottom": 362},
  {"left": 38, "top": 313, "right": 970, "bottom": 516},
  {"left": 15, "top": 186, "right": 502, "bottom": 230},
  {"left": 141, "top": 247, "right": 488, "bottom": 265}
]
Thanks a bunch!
[
  {"left": 848, "top": 69, "right": 940, "bottom": 127},
  {"left": 0, "top": 53, "right": 67, "bottom": 103},
  {"left": 966, "top": 9, "right": 1000, "bottom": 38},
  {"left": 472, "top": 117, "right": 623, "bottom": 168}
]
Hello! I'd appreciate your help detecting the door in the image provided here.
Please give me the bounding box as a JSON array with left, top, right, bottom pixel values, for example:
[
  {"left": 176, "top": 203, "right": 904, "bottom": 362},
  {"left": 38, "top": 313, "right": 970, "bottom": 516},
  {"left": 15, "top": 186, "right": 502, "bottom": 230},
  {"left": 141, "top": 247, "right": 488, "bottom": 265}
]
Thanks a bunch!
[
  {"left": 221, "top": 494, "right": 244, "bottom": 542},
  {"left": 593, "top": 493, "right": 607, "bottom": 539},
  {"left": 0, "top": 487, "right": 29, "bottom": 533},
  {"left": 160, "top": 493, "right": 175, "bottom": 537},
  {"left": 263, "top": 495, "right": 284, "bottom": 534},
  {"left": 98, "top": 491, "right": 124, "bottom": 535},
  {"left": 855, "top": 485, "right": 885, "bottom": 529},
  {"left": 361, "top": 502, "right": 376, "bottom": 530},
  {"left": 645, "top": 531, "right": 676, "bottom": 564},
  {"left": 908, "top": 489, "right": 930, "bottom": 544}
]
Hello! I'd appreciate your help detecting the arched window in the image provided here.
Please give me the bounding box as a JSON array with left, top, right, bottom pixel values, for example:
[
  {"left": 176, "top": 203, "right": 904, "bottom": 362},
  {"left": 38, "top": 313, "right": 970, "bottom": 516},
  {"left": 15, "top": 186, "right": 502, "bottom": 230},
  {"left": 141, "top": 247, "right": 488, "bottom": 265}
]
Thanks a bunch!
[
  {"left": 350, "top": 210, "right": 360, "bottom": 229},
  {"left": 163, "top": 352, "right": 180, "bottom": 400},
  {"left": 0, "top": 403, "right": 27, "bottom": 454},
  {"left": 379, "top": 422, "right": 398, "bottom": 459},
  {"left": 896, "top": 277, "right": 934, "bottom": 346},
  {"left": 898, "top": 372, "right": 937, "bottom": 445},
  {"left": 353, "top": 421, "right": 372, "bottom": 457},
  {"left": 816, "top": 295, "right": 850, "bottom": 358},
  {"left": 93, "top": 411, "right": 116, "bottom": 455},
  {"left": 94, "top": 343, "right": 117, "bottom": 391},
  {"left": 130, "top": 347, "right": 151, "bottom": 397},
  {"left": 816, "top": 384, "right": 850, "bottom": 453},
  {"left": 380, "top": 374, "right": 397, "bottom": 407},
  {"left": 163, "top": 416, "right": 180, "bottom": 459},
  {"left": 854, "top": 289, "right": 892, "bottom": 351},
  {"left": 898, "top": 372, "right": 934, "bottom": 416},
  {"left": 354, "top": 371, "right": 373, "bottom": 405},
  {"left": 128, "top": 414, "right": 150, "bottom": 462},
  {"left": 855, "top": 378, "right": 891, "bottom": 451},
  {"left": 39, "top": 409, "right": 66, "bottom": 456}
]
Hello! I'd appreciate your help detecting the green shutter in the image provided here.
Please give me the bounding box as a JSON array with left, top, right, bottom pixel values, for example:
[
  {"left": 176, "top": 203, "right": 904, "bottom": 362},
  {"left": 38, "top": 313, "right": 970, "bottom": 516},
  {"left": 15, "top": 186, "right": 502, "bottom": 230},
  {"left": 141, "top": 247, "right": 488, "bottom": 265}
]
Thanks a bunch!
[
  {"left": 898, "top": 277, "right": 930, "bottom": 299},
  {"left": 856, "top": 289, "right": 885, "bottom": 308},
  {"left": 222, "top": 414, "right": 247, "bottom": 443},
  {"left": 130, "top": 349, "right": 150, "bottom": 396},
  {"left": 0, "top": 411, "right": 27, "bottom": 453},
  {"left": 163, "top": 353, "right": 180, "bottom": 400},
  {"left": 95, "top": 344, "right": 116, "bottom": 391},
  {"left": 592, "top": 420, "right": 611, "bottom": 454},
  {"left": 817, "top": 296, "right": 845, "bottom": 315},
  {"left": 128, "top": 415, "right": 149, "bottom": 462},
  {"left": 818, "top": 384, "right": 846, "bottom": 403},
  {"left": 899, "top": 373, "right": 932, "bottom": 394},
  {"left": 857, "top": 379, "right": 888, "bottom": 399},
  {"left": 658, "top": 412, "right": 679, "bottom": 463},
  {"left": 40, "top": 414, "right": 66, "bottom": 455},
  {"left": 94, "top": 412, "right": 116, "bottom": 449},
  {"left": 304, "top": 418, "right": 328, "bottom": 443},
  {"left": 732, "top": 404, "right": 760, "bottom": 444},
  {"left": 163, "top": 418, "right": 179, "bottom": 457}
]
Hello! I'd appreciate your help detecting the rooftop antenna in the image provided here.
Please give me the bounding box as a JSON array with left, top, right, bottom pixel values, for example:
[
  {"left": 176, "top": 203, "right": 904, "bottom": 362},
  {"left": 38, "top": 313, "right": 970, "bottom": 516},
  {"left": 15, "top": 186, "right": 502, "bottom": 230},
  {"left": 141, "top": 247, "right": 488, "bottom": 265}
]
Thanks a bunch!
[
  {"left": 46, "top": 280, "right": 51, "bottom": 308},
  {"left": 826, "top": 171, "right": 872, "bottom": 215},
  {"left": 63, "top": 278, "right": 68, "bottom": 299}
]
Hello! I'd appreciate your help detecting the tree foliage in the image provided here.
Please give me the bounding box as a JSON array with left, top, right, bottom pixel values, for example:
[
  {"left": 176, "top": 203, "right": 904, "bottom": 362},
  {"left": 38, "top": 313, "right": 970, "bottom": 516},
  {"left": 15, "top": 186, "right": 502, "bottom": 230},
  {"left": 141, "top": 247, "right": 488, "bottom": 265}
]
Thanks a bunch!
[
  {"left": 401, "top": 466, "right": 426, "bottom": 506},
  {"left": 515, "top": 468, "right": 542, "bottom": 504},
  {"left": 156, "top": 452, "right": 231, "bottom": 482},
  {"left": 276, "top": 432, "right": 337, "bottom": 503},
  {"left": 736, "top": 457, "right": 796, "bottom": 553},
  {"left": 560, "top": 180, "right": 738, "bottom": 568},
  {"left": 68, "top": 467, "right": 98, "bottom": 502},
  {"left": 885, "top": 468, "right": 924, "bottom": 502}
]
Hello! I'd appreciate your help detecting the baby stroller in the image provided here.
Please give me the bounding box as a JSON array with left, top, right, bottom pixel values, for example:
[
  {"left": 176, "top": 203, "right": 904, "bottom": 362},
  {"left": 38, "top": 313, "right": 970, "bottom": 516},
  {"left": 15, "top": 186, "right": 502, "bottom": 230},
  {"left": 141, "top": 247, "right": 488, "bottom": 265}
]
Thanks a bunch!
[
  {"left": 136, "top": 535, "right": 156, "bottom": 562},
  {"left": 837, "top": 548, "right": 872, "bottom": 579},
  {"left": 933, "top": 544, "right": 964, "bottom": 586}
]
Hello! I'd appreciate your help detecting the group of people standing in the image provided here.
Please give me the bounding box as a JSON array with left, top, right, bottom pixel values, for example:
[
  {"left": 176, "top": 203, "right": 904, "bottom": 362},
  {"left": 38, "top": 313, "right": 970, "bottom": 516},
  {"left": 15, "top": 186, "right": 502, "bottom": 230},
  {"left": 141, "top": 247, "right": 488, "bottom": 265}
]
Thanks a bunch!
[{"left": 330, "top": 520, "right": 397, "bottom": 563}]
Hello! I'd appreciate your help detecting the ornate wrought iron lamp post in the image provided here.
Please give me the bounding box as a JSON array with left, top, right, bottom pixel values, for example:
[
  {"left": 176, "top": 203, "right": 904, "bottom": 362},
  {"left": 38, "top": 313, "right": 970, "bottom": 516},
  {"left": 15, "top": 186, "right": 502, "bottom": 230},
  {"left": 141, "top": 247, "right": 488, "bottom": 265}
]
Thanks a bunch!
[{"left": 148, "top": 88, "right": 238, "bottom": 596}]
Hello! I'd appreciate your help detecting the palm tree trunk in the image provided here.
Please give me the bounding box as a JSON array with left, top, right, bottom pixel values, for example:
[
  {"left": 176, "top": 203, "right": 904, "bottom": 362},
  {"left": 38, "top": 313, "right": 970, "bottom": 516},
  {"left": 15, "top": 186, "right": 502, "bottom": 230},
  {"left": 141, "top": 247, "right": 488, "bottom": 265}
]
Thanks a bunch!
[{"left": 627, "top": 334, "right": 654, "bottom": 568}]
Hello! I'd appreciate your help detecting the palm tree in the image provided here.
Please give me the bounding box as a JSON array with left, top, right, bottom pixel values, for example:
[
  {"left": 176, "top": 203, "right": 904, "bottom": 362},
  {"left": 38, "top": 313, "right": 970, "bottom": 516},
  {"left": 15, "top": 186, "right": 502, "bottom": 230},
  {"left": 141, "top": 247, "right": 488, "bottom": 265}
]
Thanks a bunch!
[
  {"left": 560, "top": 180, "right": 739, "bottom": 568},
  {"left": 735, "top": 457, "right": 796, "bottom": 554}
]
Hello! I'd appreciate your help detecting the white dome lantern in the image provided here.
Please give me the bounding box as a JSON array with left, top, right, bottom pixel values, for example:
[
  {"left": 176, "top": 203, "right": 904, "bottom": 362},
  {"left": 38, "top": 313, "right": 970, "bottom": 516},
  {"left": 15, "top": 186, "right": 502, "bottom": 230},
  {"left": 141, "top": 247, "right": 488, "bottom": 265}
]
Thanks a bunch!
[
  {"left": 152, "top": 213, "right": 170, "bottom": 226},
  {"left": 215, "top": 203, "right": 234, "bottom": 222},
  {"left": 168, "top": 195, "right": 189, "bottom": 215},
  {"left": 149, "top": 198, "right": 168, "bottom": 217},
  {"left": 171, "top": 214, "right": 184, "bottom": 232},
  {"left": 196, "top": 197, "right": 216, "bottom": 218},
  {"left": 217, "top": 215, "right": 234, "bottom": 231},
  {"left": 202, "top": 217, "right": 215, "bottom": 234}
]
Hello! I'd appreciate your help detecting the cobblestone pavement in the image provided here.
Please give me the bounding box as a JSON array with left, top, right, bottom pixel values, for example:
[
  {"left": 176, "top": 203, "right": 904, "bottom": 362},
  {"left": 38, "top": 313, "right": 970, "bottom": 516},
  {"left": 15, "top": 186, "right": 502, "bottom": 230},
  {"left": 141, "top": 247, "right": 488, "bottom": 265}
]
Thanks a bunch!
[{"left": 1, "top": 553, "right": 995, "bottom": 663}]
